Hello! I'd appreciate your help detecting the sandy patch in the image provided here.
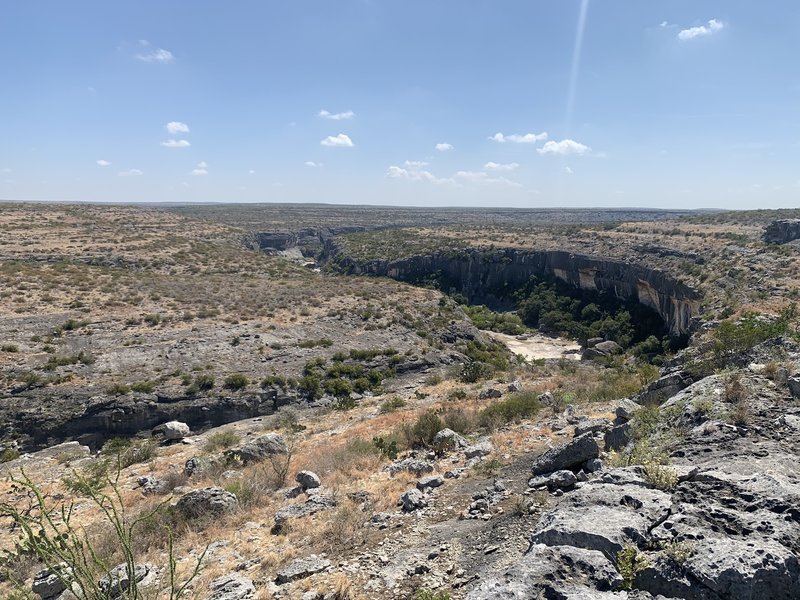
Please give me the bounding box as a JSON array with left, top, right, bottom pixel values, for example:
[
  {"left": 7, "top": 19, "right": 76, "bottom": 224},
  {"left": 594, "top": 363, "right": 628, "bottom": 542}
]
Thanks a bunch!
[{"left": 485, "top": 331, "right": 582, "bottom": 361}]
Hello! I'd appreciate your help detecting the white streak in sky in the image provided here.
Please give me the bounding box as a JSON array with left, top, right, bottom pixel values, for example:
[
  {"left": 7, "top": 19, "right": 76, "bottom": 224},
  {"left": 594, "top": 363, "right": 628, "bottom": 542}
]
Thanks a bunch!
[{"left": 564, "top": 0, "right": 590, "bottom": 137}]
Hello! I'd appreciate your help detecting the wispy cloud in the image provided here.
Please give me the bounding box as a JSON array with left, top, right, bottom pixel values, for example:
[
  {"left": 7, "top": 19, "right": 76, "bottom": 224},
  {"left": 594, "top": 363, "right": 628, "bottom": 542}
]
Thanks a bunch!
[
  {"left": 96, "top": 159, "right": 110, "bottom": 167},
  {"left": 135, "top": 41, "right": 174, "bottom": 63},
  {"left": 118, "top": 168, "right": 143, "bottom": 177},
  {"left": 455, "top": 170, "right": 522, "bottom": 187},
  {"left": 161, "top": 139, "right": 191, "bottom": 148},
  {"left": 318, "top": 109, "right": 355, "bottom": 120},
  {"left": 435, "top": 142, "right": 454, "bottom": 152},
  {"left": 490, "top": 132, "right": 548, "bottom": 144},
  {"left": 678, "top": 19, "right": 724, "bottom": 41},
  {"left": 484, "top": 161, "right": 519, "bottom": 172},
  {"left": 166, "top": 121, "right": 190, "bottom": 134},
  {"left": 386, "top": 165, "right": 454, "bottom": 185},
  {"left": 404, "top": 160, "right": 429, "bottom": 168},
  {"left": 305, "top": 161, "right": 323, "bottom": 167},
  {"left": 537, "top": 139, "right": 591, "bottom": 156},
  {"left": 191, "top": 161, "right": 208, "bottom": 176},
  {"left": 320, "top": 133, "right": 354, "bottom": 147}
]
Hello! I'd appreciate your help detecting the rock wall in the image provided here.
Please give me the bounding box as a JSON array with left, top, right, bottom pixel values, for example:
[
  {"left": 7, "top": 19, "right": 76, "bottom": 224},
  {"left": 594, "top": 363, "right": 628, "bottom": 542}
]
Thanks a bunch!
[
  {"left": 764, "top": 219, "right": 800, "bottom": 245},
  {"left": 328, "top": 245, "right": 701, "bottom": 335}
]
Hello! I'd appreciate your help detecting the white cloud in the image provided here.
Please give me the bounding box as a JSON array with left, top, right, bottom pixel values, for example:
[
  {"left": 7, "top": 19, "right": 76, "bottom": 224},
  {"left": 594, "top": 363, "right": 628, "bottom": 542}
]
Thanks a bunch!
[
  {"left": 659, "top": 21, "right": 670, "bottom": 28},
  {"left": 166, "top": 121, "right": 190, "bottom": 134},
  {"left": 386, "top": 165, "right": 454, "bottom": 185},
  {"left": 135, "top": 41, "right": 174, "bottom": 63},
  {"left": 118, "top": 169, "right": 143, "bottom": 177},
  {"left": 564, "top": 166, "right": 574, "bottom": 174},
  {"left": 537, "top": 139, "right": 591, "bottom": 156},
  {"left": 320, "top": 133, "right": 354, "bottom": 147},
  {"left": 318, "top": 109, "right": 355, "bottom": 120},
  {"left": 196, "top": 161, "right": 208, "bottom": 168},
  {"left": 305, "top": 161, "right": 323, "bottom": 167},
  {"left": 455, "top": 170, "right": 522, "bottom": 187},
  {"left": 191, "top": 161, "right": 208, "bottom": 176},
  {"left": 404, "top": 160, "right": 429, "bottom": 168},
  {"left": 678, "top": 19, "right": 724, "bottom": 41},
  {"left": 490, "top": 132, "right": 548, "bottom": 144},
  {"left": 161, "top": 139, "right": 191, "bottom": 148},
  {"left": 0, "top": 168, "right": 11, "bottom": 173},
  {"left": 435, "top": 143, "right": 454, "bottom": 152},
  {"left": 484, "top": 161, "right": 519, "bottom": 172},
  {"left": 96, "top": 159, "right": 110, "bottom": 167},
  {"left": 248, "top": 169, "right": 256, "bottom": 174}
]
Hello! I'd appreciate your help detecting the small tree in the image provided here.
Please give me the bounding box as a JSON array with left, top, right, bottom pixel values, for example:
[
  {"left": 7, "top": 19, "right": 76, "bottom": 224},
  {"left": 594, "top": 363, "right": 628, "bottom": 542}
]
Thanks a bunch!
[{"left": 0, "top": 467, "right": 205, "bottom": 600}]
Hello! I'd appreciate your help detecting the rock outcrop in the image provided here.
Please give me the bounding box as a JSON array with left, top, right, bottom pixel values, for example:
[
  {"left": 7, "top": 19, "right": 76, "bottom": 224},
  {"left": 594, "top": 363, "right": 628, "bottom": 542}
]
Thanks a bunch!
[{"left": 764, "top": 219, "right": 800, "bottom": 244}]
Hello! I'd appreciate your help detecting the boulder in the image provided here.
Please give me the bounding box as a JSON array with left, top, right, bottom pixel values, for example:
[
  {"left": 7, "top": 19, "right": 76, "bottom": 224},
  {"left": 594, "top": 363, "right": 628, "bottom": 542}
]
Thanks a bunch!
[
  {"left": 479, "top": 388, "right": 502, "bottom": 400},
  {"left": 416, "top": 475, "right": 444, "bottom": 490},
  {"left": 273, "top": 493, "right": 336, "bottom": 531},
  {"left": 387, "top": 457, "right": 434, "bottom": 476},
  {"left": 614, "top": 398, "right": 642, "bottom": 423},
  {"left": 136, "top": 475, "right": 167, "bottom": 495},
  {"left": 464, "top": 440, "right": 494, "bottom": 459},
  {"left": 507, "top": 380, "right": 523, "bottom": 393},
  {"left": 584, "top": 458, "right": 603, "bottom": 473},
  {"left": 160, "top": 420, "right": 190, "bottom": 440},
  {"left": 604, "top": 423, "right": 632, "bottom": 451},
  {"left": 432, "top": 428, "right": 468, "bottom": 451},
  {"left": 399, "top": 488, "right": 427, "bottom": 512},
  {"left": 764, "top": 219, "right": 800, "bottom": 244},
  {"left": 204, "top": 573, "right": 255, "bottom": 600},
  {"left": 538, "top": 391, "right": 555, "bottom": 406},
  {"left": 295, "top": 470, "right": 321, "bottom": 490},
  {"left": 225, "top": 433, "right": 287, "bottom": 465},
  {"left": 530, "top": 433, "right": 599, "bottom": 476},
  {"left": 98, "top": 563, "right": 156, "bottom": 598},
  {"left": 528, "top": 469, "right": 577, "bottom": 491},
  {"left": 276, "top": 555, "right": 331, "bottom": 584},
  {"left": 574, "top": 418, "right": 610, "bottom": 437},
  {"left": 32, "top": 566, "right": 71, "bottom": 600},
  {"left": 788, "top": 376, "right": 800, "bottom": 399},
  {"left": 176, "top": 487, "right": 238, "bottom": 519}
]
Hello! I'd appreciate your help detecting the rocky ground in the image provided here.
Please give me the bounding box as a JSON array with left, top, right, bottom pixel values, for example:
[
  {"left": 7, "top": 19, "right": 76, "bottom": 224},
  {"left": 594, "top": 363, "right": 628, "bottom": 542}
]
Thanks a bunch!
[{"left": 2, "top": 203, "right": 800, "bottom": 599}]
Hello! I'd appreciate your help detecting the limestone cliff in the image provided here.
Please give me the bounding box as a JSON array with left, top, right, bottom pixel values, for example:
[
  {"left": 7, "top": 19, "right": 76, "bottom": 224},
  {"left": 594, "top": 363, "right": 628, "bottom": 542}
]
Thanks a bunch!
[{"left": 327, "top": 244, "right": 701, "bottom": 335}]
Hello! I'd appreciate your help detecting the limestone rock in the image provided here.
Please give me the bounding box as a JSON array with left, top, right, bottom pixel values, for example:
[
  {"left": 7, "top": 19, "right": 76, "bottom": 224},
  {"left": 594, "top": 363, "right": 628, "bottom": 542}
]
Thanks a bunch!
[
  {"left": 479, "top": 388, "right": 502, "bottom": 400},
  {"left": 225, "top": 433, "right": 287, "bottom": 465},
  {"left": 432, "top": 428, "right": 468, "bottom": 451},
  {"left": 176, "top": 487, "right": 238, "bottom": 519},
  {"left": 399, "top": 488, "right": 427, "bottom": 512},
  {"left": 416, "top": 475, "right": 444, "bottom": 490},
  {"left": 205, "top": 573, "right": 255, "bottom": 600},
  {"left": 295, "top": 470, "right": 321, "bottom": 490},
  {"left": 98, "top": 563, "right": 156, "bottom": 598},
  {"left": 276, "top": 555, "right": 331, "bottom": 584},
  {"left": 530, "top": 433, "right": 599, "bottom": 476},
  {"left": 528, "top": 469, "right": 577, "bottom": 491},
  {"left": 160, "top": 420, "right": 190, "bottom": 440},
  {"left": 464, "top": 440, "right": 494, "bottom": 459}
]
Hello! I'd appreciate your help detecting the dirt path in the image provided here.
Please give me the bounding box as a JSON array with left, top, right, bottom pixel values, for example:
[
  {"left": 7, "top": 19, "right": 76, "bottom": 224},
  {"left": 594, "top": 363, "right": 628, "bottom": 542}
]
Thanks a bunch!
[{"left": 485, "top": 331, "right": 582, "bottom": 361}]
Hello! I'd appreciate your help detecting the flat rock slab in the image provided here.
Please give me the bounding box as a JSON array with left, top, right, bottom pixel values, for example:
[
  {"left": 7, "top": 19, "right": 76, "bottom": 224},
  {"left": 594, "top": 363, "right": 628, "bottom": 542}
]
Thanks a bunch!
[
  {"left": 276, "top": 555, "right": 331, "bottom": 584},
  {"left": 531, "top": 479, "right": 672, "bottom": 557},
  {"left": 204, "top": 573, "right": 255, "bottom": 600},
  {"left": 531, "top": 433, "right": 599, "bottom": 476},
  {"left": 466, "top": 543, "right": 623, "bottom": 599}
]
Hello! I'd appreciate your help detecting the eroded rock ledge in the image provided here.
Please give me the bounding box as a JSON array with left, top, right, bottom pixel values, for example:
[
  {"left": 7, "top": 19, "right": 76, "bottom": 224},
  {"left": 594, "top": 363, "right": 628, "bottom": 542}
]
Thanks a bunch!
[{"left": 327, "top": 245, "right": 702, "bottom": 335}]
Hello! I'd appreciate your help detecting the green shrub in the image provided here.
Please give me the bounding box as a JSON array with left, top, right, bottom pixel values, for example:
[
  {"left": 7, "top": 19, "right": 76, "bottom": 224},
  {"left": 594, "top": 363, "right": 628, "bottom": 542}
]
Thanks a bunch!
[
  {"left": 1, "top": 343, "right": 19, "bottom": 353},
  {"left": 617, "top": 546, "right": 649, "bottom": 590},
  {"left": 130, "top": 381, "right": 155, "bottom": 393},
  {"left": 204, "top": 430, "right": 241, "bottom": 452},
  {"left": 1, "top": 448, "right": 21, "bottom": 463},
  {"left": 380, "top": 397, "right": 407, "bottom": 413},
  {"left": 223, "top": 373, "right": 249, "bottom": 390},
  {"left": 194, "top": 373, "right": 215, "bottom": 391},
  {"left": 409, "top": 411, "right": 444, "bottom": 447},
  {"left": 106, "top": 383, "right": 130, "bottom": 395},
  {"left": 372, "top": 436, "right": 399, "bottom": 460},
  {"left": 414, "top": 590, "right": 452, "bottom": 600},
  {"left": 478, "top": 391, "right": 540, "bottom": 429}
]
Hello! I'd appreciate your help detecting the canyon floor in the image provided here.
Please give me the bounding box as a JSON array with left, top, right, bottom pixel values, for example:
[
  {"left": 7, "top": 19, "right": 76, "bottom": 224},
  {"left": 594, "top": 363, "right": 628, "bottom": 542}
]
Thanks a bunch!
[{"left": 1, "top": 203, "right": 799, "bottom": 600}]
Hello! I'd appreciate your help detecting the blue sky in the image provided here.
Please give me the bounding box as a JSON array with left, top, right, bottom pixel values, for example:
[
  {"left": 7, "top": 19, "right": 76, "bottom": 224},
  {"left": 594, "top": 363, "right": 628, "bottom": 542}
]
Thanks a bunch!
[{"left": 1, "top": 1, "right": 798, "bottom": 208}]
